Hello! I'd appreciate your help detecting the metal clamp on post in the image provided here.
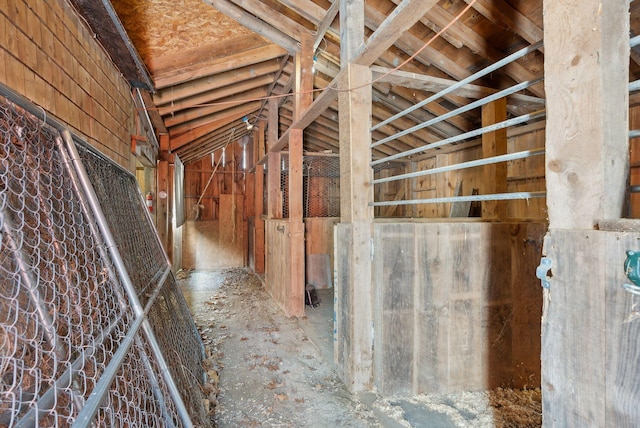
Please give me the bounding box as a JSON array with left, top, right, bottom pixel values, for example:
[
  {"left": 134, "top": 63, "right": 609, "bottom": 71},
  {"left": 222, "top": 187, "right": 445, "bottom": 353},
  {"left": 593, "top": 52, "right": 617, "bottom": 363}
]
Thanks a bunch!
[{"left": 536, "top": 257, "right": 553, "bottom": 289}]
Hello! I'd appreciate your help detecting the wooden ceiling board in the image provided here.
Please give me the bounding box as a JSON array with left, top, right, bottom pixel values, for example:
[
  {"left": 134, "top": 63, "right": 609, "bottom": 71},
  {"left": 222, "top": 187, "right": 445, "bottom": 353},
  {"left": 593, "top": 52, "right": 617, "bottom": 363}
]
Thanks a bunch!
[
  {"left": 73, "top": 0, "right": 561, "bottom": 162},
  {"left": 110, "top": 0, "right": 255, "bottom": 61}
]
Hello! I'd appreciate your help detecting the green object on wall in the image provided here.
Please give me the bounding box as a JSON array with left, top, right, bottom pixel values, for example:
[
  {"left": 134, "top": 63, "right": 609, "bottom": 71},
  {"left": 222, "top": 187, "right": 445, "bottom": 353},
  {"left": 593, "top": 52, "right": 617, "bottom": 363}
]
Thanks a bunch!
[{"left": 624, "top": 250, "right": 640, "bottom": 286}]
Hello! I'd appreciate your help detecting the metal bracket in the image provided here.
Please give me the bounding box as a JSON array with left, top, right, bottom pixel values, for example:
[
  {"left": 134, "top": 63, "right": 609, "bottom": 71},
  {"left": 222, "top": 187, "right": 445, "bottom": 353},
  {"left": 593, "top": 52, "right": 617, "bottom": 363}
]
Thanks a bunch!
[{"left": 536, "top": 257, "right": 553, "bottom": 289}]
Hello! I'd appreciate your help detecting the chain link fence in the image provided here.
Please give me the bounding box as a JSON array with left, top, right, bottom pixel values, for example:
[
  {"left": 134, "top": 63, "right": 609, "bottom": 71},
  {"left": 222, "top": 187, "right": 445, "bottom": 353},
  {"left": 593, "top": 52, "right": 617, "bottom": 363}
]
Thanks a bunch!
[
  {"left": 274, "top": 154, "right": 404, "bottom": 219},
  {"left": 0, "top": 93, "right": 208, "bottom": 427}
]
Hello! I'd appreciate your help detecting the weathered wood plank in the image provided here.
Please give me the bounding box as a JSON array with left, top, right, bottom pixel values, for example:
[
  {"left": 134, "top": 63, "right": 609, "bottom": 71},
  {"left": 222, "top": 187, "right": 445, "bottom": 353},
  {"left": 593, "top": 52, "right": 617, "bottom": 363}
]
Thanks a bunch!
[
  {"left": 203, "top": 0, "right": 299, "bottom": 53},
  {"left": 542, "top": 231, "right": 606, "bottom": 427},
  {"left": 481, "top": 98, "right": 508, "bottom": 219},
  {"left": 355, "top": 0, "right": 439, "bottom": 67},
  {"left": 544, "top": 0, "right": 629, "bottom": 228},
  {"left": 373, "top": 223, "right": 416, "bottom": 394}
]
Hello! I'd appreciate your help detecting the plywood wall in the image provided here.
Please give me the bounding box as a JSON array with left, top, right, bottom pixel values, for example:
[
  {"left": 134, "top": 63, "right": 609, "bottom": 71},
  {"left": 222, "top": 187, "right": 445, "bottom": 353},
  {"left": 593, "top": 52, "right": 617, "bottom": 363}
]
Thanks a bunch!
[{"left": 0, "top": 0, "right": 136, "bottom": 168}]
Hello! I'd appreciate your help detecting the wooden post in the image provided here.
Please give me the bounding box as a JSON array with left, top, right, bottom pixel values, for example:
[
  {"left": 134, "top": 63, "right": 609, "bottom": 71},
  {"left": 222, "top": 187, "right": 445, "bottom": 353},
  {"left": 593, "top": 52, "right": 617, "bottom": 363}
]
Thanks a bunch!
[
  {"left": 267, "top": 96, "right": 282, "bottom": 219},
  {"left": 542, "top": 1, "right": 629, "bottom": 426},
  {"left": 435, "top": 154, "right": 450, "bottom": 217},
  {"left": 254, "top": 123, "right": 265, "bottom": 273},
  {"left": 157, "top": 133, "right": 171, "bottom": 257},
  {"left": 481, "top": 98, "right": 507, "bottom": 219},
  {"left": 544, "top": 2, "right": 629, "bottom": 229},
  {"left": 286, "top": 33, "right": 313, "bottom": 317},
  {"left": 336, "top": 61, "right": 374, "bottom": 391}
]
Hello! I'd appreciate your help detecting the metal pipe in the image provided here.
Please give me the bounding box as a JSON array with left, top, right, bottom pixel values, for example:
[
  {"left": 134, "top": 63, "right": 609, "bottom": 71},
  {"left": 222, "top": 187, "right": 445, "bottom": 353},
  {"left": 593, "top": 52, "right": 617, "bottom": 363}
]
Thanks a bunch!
[
  {"left": 71, "top": 314, "right": 146, "bottom": 427},
  {"left": 630, "top": 129, "right": 640, "bottom": 139},
  {"left": 371, "top": 40, "right": 544, "bottom": 132},
  {"left": 62, "top": 131, "right": 194, "bottom": 428},
  {"left": 15, "top": 312, "right": 127, "bottom": 427},
  {"left": 372, "top": 78, "right": 543, "bottom": 148},
  {"left": 372, "top": 109, "right": 546, "bottom": 166},
  {"left": 631, "top": 34, "right": 640, "bottom": 48},
  {"left": 629, "top": 79, "right": 640, "bottom": 92},
  {"left": 17, "top": 124, "right": 144, "bottom": 428},
  {"left": 372, "top": 148, "right": 545, "bottom": 184},
  {"left": 370, "top": 191, "right": 546, "bottom": 207}
]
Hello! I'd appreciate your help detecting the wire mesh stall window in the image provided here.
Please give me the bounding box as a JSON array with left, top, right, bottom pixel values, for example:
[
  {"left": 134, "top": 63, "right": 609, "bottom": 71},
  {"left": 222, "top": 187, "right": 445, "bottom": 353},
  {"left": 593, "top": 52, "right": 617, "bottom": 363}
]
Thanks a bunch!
[
  {"left": 279, "top": 153, "right": 341, "bottom": 218},
  {"left": 0, "top": 95, "right": 207, "bottom": 427}
]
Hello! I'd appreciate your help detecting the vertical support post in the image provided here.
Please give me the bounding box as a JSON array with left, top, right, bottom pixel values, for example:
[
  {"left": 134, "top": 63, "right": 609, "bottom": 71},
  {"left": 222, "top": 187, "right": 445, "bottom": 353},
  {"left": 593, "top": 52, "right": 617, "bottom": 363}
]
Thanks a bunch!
[
  {"left": 481, "top": 98, "right": 508, "bottom": 219},
  {"left": 287, "top": 33, "right": 314, "bottom": 317},
  {"left": 544, "top": 2, "right": 629, "bottom": 229},
  {"left": 541, "top": 0, "right": 629, "bottom": 426},
  {"left": 254, "top": 123, "right": 265, "bottom": 273},
  {"left": 337, "top": 60, "right": 374, "bottom": 391},
  {"left": 267, "top": 97, "right": 282, "bottom": 219},
  {"left": 157, "top": 134, "right": 171, "bottom": 256},
  {"left": 435, "top": 154, "right": 450, "bottom": 217}
]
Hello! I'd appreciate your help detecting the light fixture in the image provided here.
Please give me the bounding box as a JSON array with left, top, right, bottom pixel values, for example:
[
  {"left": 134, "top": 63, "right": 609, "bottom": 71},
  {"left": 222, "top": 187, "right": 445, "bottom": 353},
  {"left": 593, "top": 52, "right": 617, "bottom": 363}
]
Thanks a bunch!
[{"left": 242, "top": 116, "right": 253, "bottom": 131}]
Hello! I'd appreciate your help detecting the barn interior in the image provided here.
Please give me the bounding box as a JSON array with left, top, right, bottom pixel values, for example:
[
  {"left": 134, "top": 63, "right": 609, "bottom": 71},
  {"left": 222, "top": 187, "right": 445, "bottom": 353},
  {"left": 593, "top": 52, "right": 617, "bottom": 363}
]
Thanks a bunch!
[{"left": 1, "top": 0, "right": 640, "bottom": 426}]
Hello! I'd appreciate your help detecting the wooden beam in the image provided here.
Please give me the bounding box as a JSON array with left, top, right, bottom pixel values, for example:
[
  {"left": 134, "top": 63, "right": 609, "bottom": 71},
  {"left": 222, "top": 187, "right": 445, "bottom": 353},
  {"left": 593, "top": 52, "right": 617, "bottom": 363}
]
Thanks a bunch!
[
  {"left": 314, "top": 0, "right": 340, "bottom": 52},
  {"left": 147, "top": 34, "right": 270, "bottom": 76},
  {"left": 154, "top": 60, "right": 281, "bottom": 106},
  {"left": 228, "top": 0, "right": 313, "bottom": 42},
  {"left": 463, "top": 0, "right": 544, "bottom": 48},
  {"left": 419, "top": 3, "right": 545, "bottom": 98},
  {"left": 544, "top": 0, "right": 629, "bottom": 228},
  {"left": 153, "top": 43, "right": 288, "bottom": 89},
  {"left": 336, "top": 62, "right": 374, "bottom": 392},
  {"left": 481, "top": 98, "right": 508, "bottom": 220},
  {"left": 169, "top": 101, "right": 261, "bottom": 149},
  {"left": 355, "top": 0, "right": 439, "bottom": 67},
  {"left": 364, "top": 4, "right": 469, "bottom": 81},
  {"left": 269, "top": 72, "right": 342, "bottom": 153},
  {"left": 203, "top": 0, "right": 300, "bottom": 53},
  {"left": 164, "top": 87, "right": 267, "bottom": 128}
]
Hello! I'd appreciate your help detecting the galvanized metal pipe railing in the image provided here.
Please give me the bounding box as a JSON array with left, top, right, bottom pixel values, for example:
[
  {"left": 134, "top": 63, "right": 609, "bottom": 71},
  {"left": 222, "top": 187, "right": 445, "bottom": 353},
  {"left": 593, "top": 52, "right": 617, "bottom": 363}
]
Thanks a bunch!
[
  {"left": 371, "top": 40, "right": 544, "bottom": 133},
  {"left": 372, "top": 109, "right": 546, "bottom": 166},
  {"left": 371, "top": 77, "right": 543, "bottom": 149},
  {"left": 62, "top": 130, "right": 193, "bottom": 428},
  {"left": 372, "top": 148, "right": 545, "bottom": 185},
  {"left": 371, "top": 191, "right": 546, "bottom": 207}
]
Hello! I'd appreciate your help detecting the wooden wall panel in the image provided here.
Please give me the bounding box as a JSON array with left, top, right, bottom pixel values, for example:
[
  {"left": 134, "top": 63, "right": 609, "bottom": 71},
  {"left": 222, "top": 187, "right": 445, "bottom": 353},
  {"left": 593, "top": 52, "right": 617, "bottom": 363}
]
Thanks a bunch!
[
  {"left": 365, "top": 221, "right": 545, "bottom": 395},
  {"left": 219, "top": 194, "right": 246, "bottom": 267},
  {"left": 373, "top": 224, "right": 416, "bottom": 395},
  {"left": 0, "top": 0, "right": 135, "bottom": 168},
  {"left": 542, "top": 228, "right": 640, "bottom": 426},
  {"left": 265, "top": 220, "right": 292, "bottom": 315},
  {"left": 394, "top": 126, "right": 546, "bottom": 220}
]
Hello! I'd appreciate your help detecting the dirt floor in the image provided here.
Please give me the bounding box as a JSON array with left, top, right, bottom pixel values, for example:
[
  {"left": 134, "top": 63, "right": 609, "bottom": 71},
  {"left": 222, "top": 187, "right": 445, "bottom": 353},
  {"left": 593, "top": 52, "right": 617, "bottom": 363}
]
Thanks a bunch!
[{"left": 177, "top": 268, "right": 542, "bottom": 428}]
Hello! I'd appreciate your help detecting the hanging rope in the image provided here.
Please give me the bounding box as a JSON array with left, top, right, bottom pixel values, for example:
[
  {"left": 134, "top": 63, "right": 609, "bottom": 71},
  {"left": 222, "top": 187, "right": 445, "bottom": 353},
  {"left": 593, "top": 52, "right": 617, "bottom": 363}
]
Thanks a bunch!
[{"left": 193, "top": 129, "right": 235, "bottom": 219}]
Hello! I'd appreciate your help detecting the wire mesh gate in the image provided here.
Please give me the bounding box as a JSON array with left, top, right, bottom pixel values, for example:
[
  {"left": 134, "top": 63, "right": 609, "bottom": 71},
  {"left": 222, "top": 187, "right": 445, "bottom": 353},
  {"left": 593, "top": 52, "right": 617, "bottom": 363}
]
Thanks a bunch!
[{"left": 0, "top": 94, "right": 208, "bottom": 427}]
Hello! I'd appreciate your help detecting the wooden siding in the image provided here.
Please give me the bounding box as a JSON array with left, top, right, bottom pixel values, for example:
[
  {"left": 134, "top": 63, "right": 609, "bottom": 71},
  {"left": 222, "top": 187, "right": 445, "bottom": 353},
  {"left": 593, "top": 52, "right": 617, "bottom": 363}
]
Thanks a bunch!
[
  {"left": 336, "top": 220, "right": 546, "bottom": 395},
  {"left": 0, "top": 0, "right": 135, "bottom": 168},
  {"left": 410, "top": 124, "right": 546, "bottom": 220}
]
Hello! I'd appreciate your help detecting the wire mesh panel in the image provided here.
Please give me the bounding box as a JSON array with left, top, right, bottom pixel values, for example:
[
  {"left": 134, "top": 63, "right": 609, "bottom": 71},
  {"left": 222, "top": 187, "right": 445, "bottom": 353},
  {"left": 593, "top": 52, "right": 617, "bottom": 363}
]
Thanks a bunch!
[
  {"left": 279, "top": 154, "right": 341, "bottom": 218},
  {"left": 76, "top": 132, "right": 208, "bottom": 426},
  {"left": 0, "top": 95, "right": 207, "bottom": 426}
]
